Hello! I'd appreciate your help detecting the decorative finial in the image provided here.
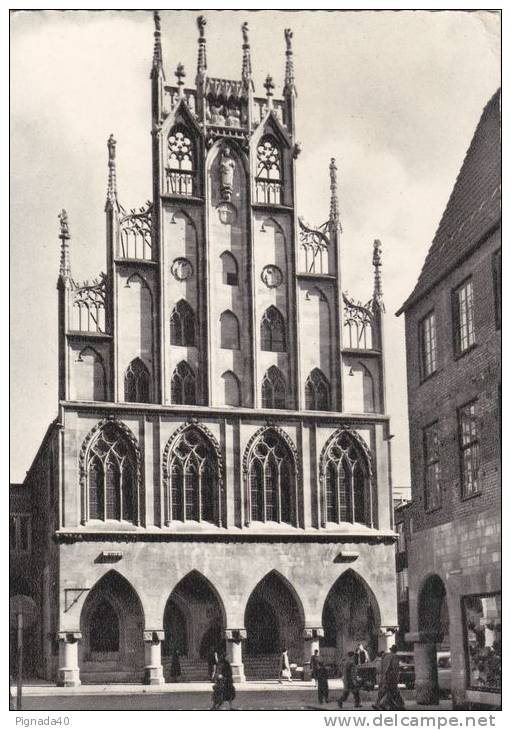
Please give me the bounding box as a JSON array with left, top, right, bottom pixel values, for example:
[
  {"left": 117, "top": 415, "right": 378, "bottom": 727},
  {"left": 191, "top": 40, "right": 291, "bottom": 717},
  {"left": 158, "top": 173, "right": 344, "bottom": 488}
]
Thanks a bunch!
[
  {"left": 106, "top": 134, "right": 117, "bottom": 202},
  {"left": 196, "top": 15, "right": 207, "bottom": 81},
  {"left": 284, "top": 28, "right": 297, "bottom": 96},
  {"left": 152, "top": 10, "right": 163, "bottom": 74},
  {"left": 58, "top": 209, "right": 71, "bottom": 279},
  {"left": 241, "top": 22, "right": 254, "bottom": 90},
  {"left": 264, "top": 74, "right": 275, "bottom": 108},
  {"left": 175, "top": 63, "right": 186, "bottom": 95},
  {"left": 329, "top": 158, "right": 341, "bottom": 232},
  {"left": 372, "top": 239, "right": 385, "bottom": 311}
]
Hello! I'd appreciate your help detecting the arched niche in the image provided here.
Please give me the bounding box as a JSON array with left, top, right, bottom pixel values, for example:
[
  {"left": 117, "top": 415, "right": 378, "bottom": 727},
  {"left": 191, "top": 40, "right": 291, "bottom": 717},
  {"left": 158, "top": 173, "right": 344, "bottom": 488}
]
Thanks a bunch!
[
  {"left": 243, "top": 571, "right": 305, "bottom": 672},
  {"left": 162, "top": 571, "right": 227, "bottom": 672},
  {"left": 320, "top": 569, "right": 381, "bottom": 666},
  {"left": 79, "top": 570, "right": 145, "bottom": 682},
  {"left": 72, "top": 346, "right": 106, "bottom": 401}
]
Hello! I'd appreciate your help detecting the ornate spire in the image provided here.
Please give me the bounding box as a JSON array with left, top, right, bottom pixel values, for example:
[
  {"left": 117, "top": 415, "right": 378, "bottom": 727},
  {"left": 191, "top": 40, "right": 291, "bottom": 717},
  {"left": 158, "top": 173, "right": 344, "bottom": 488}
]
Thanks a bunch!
[
  {"left": 241, "top": 22, "right": 254, "bottom": 90},
  {"left": 196, "top": 15, "right": 207, "bottom": 82},
  {"left": 329, "top": 158, "right": 342, "bottom": 232},
  {"left": 106, "top": 134, "right": 117, "bottom": 203},
  {"left": 151, "top": 10, "right": 163, "bottom": 77},
  {"left": 372, "top": 239, "right": 385, "bottom": 311},
  {"left": 58, "top": 209, "right": 71, "bottom": 280},
  {"left": 283, "top": 28, "right": 297, "bottom": 96},
  {"left": 175, "top": 63, "right": 185, "bottom": 96},
  {"left": 264, "top": 74, "right": 275, "bottom": 109}
]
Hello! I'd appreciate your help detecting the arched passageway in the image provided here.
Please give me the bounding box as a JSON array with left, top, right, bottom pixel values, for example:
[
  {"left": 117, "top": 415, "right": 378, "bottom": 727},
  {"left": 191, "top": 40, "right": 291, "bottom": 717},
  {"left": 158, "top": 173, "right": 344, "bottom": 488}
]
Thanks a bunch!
[
  {"left": 418, "top": 574, "right": 449, "bottom": 647},
  {"left": 79, "top": 571, "right": 145, "bottom": 683},
  {"left": 320, "top": 570, "right": 380, "bottom": 668},
  {"left": 162, "top": 572, "right": 225, "bottom": 679},
  {"left": 244, "top": 571, "right": 304, "bottom": 678},
  {"left": 414, "top": 574, "right": 450, "bottom": 704},
  {"left": 10, "top": 577, "right": 39, "bottom": 679}
]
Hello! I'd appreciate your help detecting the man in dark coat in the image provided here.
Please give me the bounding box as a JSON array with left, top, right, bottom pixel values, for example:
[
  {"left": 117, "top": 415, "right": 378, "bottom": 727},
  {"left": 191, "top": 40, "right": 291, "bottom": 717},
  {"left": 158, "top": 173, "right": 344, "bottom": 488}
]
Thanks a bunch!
[
  {"left": 317, "top": 662, "right": 330, "bottom": 704},
  {"left": 337, "top": 651, "right": 362, "bottom": 709},
  {"left": 311, "top": 649, "right": 321, "bottom": 685},
  {"left": 373, "top": 645, "right": 405, "bottom": 710}
]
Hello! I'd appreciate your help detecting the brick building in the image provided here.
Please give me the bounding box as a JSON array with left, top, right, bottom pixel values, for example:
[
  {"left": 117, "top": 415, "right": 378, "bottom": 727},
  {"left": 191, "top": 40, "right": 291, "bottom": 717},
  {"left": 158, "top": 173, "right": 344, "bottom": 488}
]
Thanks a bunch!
[
  {"left": 396, "top": 90, "right": 501, "bottom": 709},
  {"left": 14, "top": 14, "right": 399, "bottom": 687}
]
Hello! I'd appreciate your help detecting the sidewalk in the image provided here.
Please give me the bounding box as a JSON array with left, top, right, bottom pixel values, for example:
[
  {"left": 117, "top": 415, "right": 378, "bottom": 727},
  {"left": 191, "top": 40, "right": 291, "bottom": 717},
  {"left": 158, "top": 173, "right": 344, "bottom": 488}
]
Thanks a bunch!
[{"left": 12, "top": 679, "right": 340, "bottom": 697}]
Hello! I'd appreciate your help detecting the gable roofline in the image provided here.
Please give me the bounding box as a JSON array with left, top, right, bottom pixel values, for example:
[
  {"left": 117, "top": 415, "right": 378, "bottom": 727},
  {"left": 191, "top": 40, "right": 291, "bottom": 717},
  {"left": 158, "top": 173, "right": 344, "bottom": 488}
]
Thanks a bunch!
[{"left": 396, "top": 88, "right": 501, "bottom": 317}]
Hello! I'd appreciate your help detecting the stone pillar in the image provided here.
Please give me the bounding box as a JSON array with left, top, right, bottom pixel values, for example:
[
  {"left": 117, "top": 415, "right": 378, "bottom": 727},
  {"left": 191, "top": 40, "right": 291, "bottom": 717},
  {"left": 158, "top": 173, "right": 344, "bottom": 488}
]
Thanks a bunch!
[
  {"left": 406, "top": 631, "right": 439, "bottom": 705},
  {"left": 378, "top": 626, "right": 398, "bottom": 653},
  {"left": 57, "top": 632, "right": 81, "bottom": 687},
  {"left": 303, "top": 628, "right": 324, "bottom": 681},
  {"left": 225, "top": 629, "right": 246, "bottom": 682},
  {"left": 143, "top": 631, "right": 165, "bottom": 685}
]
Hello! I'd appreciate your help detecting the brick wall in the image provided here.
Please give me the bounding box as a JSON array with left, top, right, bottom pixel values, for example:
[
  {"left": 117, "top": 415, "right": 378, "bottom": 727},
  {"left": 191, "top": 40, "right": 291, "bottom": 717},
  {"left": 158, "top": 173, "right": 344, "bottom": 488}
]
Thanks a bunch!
[{"left": 404, "top": 226, "right": 500, "bottom": 534}]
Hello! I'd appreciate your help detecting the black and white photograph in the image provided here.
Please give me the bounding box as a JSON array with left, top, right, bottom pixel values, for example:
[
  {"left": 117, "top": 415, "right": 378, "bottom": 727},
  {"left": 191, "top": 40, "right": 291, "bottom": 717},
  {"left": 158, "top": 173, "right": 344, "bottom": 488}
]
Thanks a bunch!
[{"left": 9, "top": 6, "right": 501, "bottom": 719}]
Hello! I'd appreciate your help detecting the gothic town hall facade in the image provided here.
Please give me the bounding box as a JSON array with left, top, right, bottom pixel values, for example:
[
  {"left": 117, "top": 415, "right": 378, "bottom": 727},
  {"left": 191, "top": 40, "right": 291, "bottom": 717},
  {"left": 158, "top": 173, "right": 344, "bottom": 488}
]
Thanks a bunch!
[{"left": 18, "top": 14, "right": 398, "bottom": 686}]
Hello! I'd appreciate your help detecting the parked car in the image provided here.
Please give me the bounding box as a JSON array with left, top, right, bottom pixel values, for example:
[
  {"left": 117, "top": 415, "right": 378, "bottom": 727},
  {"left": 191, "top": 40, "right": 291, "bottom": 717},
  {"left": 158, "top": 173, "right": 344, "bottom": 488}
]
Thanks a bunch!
[
  {"left": 358, "top": 650, "right": 451, "bottom": 693},
  {"left": 356, "top": 652, "right": 415, "bottom": 690},
  {"left": 397, "top": 652, "right": 415, "bottom": 689},
  {"left": 437, "top": 652, "right": 451, "bottom": 696}
]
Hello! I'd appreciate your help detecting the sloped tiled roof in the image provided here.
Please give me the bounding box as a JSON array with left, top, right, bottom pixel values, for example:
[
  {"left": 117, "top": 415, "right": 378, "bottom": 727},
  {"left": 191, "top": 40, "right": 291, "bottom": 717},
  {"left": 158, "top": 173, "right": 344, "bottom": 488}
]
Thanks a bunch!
[{"left": 397, "top": 89, "right": 501, "bottom": 315}]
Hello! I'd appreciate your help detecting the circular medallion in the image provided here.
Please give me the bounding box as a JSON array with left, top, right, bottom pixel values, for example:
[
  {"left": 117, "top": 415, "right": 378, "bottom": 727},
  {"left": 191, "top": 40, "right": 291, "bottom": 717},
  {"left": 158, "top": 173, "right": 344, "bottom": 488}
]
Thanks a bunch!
[
  {"left": 261, "top": 265, "right": 283, "bottom": 289},
  {"left": 171, "top": 257, "right": 193, "bottom": 281}
]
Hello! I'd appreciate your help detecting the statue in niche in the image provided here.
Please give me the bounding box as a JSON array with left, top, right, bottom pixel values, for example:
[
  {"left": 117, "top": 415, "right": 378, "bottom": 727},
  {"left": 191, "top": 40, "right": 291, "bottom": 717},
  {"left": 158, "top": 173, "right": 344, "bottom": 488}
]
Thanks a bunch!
[
  {"left": 219, "top": 147, "right": 236, "bottom": 202},
  {"left": 209, "top": 101, "right": 226, "bottom": 125},
  {"left": 226, "top": 102, "right": 241, "bottom": 127}
]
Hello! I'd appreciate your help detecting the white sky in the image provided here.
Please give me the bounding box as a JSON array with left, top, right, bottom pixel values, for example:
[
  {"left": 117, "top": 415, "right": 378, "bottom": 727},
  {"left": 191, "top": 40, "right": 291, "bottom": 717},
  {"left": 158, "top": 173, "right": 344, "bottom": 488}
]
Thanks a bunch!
[{"left": 10, "top": 9, "right": 500, "bottom": 484}]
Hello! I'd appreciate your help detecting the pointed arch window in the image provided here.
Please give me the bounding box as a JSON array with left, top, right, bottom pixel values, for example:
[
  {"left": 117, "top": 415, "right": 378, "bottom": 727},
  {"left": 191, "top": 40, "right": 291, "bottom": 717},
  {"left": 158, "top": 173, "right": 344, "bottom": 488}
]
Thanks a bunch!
[
  {"left": 167, "top": 428, "right": 219, "bottom": 524},
  {"left": 124, "top": 358, "right": 150, "bottom": 403},
  {"left": 167, "top": 125, "right": 195, "bottom": 196},
  {"left": 255, "top": 135, "right": 282, "bottom": 204},
  {"left": 86, "top": 422, "right": 137, "bottom": 523},
  {"left": 220, "top": 310, "right": 240, "bottom": 350},
  {"left": 221, "top": 370, "right": 241, "bottom": 407},
  {"left": 322, "top": 431, "right": 370, "bottom": 526},
  {"left": 262, "top": 366, "right": 286, "bottom": 409},
  {"left": 260, "top": 306, "right": 286, "bottom": 352},
  {"left": 171, "top": 361, "right": 197, "bottom": 405},
  {"left": 221, "top": 251, "right": 238, "bottom": 286},
  {"left": 170, "top": 300, "right": 196, "bottom": 346},
  {"left": 247, "top": 430, "right": 295, "bottom": 524},
  {"left": 305, "top": 368, "right": 330, "bottom": 411}
]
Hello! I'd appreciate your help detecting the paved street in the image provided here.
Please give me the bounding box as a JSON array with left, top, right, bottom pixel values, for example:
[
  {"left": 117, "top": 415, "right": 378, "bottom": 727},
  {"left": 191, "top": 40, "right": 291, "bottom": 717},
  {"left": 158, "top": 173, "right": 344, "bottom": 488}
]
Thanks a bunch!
[{"left": 18, "top": 688, "right": 451, "bottom": 712}]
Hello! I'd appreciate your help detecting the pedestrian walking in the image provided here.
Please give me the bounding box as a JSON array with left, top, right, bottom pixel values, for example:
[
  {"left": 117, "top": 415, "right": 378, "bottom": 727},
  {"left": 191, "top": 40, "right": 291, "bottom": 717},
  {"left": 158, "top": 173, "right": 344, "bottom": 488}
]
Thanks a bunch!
[
  {"left": 337, "top": 651, "right": 362, "bottom": 709},
  {"left": 210, "top": 658, "right": 236, "bottom": 710},
  {"left": 311, "top": 649, "right": 321, "bottom": 686},
  {"left": 210, "top": 673, "right": 226, "bottom": 710},
  {"left": 372, "top": 645, "right": 405, "bottom": 710},
  {"left": 221, "top": 658, "right": 236, "bottom": 710},
  {"left": 371, "top": 651, "right": 386, "bottom": 709},
  {"left": 317, "top": 662, "right": 330, "bottom": 704},
  {"left": 279, "top": 647, "right": 293, "bottom": 683},
  {"left": 169, "top": 649, "right": 181, "bottom": 683},
  {"left": 208, "top": 647, "right": 219, "bottom": 681},
  {"left": 356, "top": 643, "right": 370, "bottom": 666}
]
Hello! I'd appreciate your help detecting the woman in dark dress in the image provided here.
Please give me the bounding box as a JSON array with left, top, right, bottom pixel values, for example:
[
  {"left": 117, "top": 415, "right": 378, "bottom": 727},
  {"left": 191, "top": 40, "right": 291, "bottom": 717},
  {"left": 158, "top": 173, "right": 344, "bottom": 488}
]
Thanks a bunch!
[
  {"left": 221, "top": 658, "right": 236, "bottom": 710},
  {"left": 210, "top": 658, "right": 236, "bottom": 710}
]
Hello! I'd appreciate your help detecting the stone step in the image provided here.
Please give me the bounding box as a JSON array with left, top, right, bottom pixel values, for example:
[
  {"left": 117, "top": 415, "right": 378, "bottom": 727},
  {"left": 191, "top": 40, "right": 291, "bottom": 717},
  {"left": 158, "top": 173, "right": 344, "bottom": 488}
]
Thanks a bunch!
[
  {"left": 162, "top": 659, "right": 210, "bottom": 682},
  {"left": 244, "top": 654, "right": 281, "bottom": 679},
  {"left": 81, "top": 670, "right": 143, "bottom": 684}
]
